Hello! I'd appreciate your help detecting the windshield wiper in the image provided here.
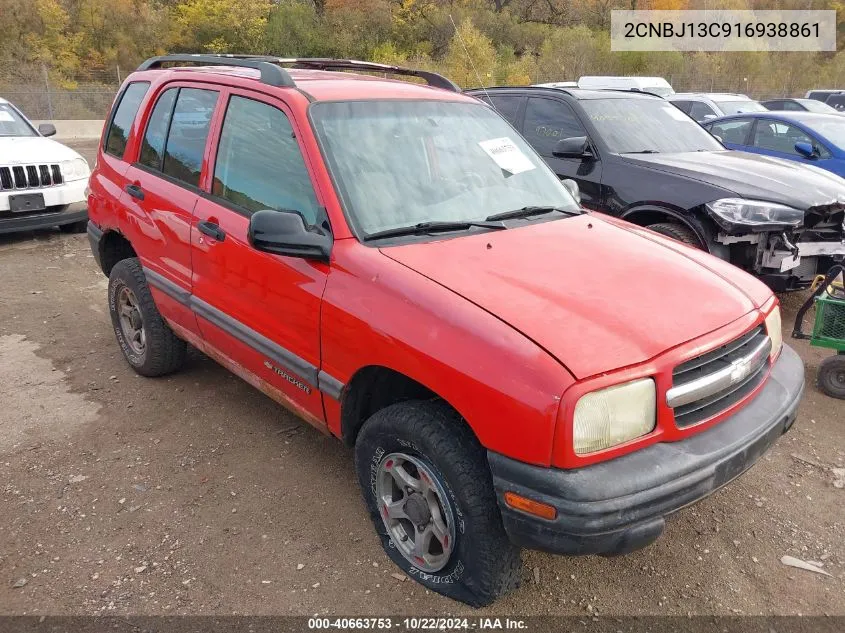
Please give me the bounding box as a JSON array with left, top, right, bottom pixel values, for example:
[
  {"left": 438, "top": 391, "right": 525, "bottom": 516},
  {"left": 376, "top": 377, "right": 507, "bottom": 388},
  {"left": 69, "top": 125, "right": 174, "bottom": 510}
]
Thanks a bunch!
[
  {"left": 485, "top": 205, "right": 577, "bottom": 222},
  {"left": 363, "top": 220, "right": 506, "bottom": 241},
  {"left": 621, "top": 149, "right": 660, "bottom": 154}
]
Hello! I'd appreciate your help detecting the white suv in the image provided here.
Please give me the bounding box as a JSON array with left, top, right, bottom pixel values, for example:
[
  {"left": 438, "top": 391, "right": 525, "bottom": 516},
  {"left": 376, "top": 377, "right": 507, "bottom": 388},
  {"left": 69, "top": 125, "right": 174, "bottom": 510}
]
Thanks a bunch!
[{"left": 0, "top": 97, "right": 90, "bottom": 234}]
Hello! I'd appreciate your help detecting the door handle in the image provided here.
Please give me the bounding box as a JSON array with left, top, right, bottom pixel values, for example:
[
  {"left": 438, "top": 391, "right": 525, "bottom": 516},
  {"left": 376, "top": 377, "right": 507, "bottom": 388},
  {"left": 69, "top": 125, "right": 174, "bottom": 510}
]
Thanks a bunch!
[
  {"left": 124, "top": 183, "right": 144, "bottom": 201},
  {"left": 197, "top": 220, "right": 226, "bottom": 242}
]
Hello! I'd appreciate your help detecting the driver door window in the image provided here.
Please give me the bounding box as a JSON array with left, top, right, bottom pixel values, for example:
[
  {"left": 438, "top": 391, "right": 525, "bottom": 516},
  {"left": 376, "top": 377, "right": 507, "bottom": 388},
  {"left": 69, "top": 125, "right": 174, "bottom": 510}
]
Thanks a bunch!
[
  {"left": 522, "top": 97, "right": 586, "bottom": 156},
  {"left": 752, "top": 120, "right": 815, "bottom": 156},
  {"left": 212, "top": 95, "right": 321, "bottom": 226}
]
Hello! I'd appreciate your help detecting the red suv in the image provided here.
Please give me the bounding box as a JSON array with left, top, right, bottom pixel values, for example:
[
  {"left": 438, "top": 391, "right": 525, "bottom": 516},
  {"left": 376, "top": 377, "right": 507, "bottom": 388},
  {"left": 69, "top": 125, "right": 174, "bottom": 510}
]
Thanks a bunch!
[{"left": 87, "top": 55, "right": 804, "bottom": 606}]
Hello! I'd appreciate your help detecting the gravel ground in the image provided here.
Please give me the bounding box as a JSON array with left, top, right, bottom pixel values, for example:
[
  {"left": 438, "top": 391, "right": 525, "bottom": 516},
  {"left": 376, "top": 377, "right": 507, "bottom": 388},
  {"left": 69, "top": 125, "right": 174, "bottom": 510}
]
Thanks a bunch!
[{"left": 0, "top": 140, "right": 843, "bottom": 616}]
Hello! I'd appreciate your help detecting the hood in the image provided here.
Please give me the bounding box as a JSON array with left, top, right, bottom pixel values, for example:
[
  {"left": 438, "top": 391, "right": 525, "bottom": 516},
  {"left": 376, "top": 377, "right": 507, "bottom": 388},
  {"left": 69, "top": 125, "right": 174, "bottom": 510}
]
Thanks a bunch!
[
  {"left": 623, "top": 150, "right": 845, "bottom": 210},
  {"left": 0, "top": 136, "right": 83, "bottom": 164},
  {"left": 382, "top": 215, "right": 767, "bottom": 379}
]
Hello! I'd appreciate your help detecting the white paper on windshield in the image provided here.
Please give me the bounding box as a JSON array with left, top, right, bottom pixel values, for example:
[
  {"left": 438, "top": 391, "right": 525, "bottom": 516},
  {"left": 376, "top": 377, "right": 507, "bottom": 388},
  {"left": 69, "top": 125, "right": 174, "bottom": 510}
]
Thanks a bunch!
[
  {"left": 0, "top": 111, "right": 14, "bottom": 122},
  {"left": 663, "top": 106, "right": 693, "bottom": 122},
  {"left": 478, "top": 137, "right": 536, "bottom": 175}
]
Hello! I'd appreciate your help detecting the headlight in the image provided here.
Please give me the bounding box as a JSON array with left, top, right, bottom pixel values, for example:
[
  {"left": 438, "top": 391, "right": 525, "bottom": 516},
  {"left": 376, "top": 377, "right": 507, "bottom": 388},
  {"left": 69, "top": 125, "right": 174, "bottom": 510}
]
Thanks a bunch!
[
  {"left": 573, "top": 378, "right": 657, "bottom": 454},
  {"left": 705, "top": 198, "right": 803, "bottom": 232},
  {"left": 764, "top": 305, "right": 783, "bottom": 361},
  {"left": 60, "top": 158, "right": 90, "bottom": 181}
]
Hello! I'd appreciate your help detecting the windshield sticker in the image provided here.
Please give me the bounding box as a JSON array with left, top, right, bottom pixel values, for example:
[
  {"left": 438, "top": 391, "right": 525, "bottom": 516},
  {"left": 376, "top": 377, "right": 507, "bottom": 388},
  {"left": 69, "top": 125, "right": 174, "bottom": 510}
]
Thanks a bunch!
[
  {"left": 663, "top": 106, "right": 693, "bottom": 122},
  {"left": 0, "top": 110, "right": 14, "bottom": 122},
  {"left": 478, "top": 137, "right": 536, "bottom": 175}
]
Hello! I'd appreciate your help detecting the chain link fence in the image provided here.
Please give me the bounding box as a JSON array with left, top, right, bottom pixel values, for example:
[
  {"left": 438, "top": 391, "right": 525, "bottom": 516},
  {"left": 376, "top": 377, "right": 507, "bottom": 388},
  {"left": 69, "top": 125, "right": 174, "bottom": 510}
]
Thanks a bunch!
[
  {"left": 0, "top": 65, "right": 122, "bottom": 120},
  {"left": 0, "top": 62, "right": 802, "bottom": 120}
]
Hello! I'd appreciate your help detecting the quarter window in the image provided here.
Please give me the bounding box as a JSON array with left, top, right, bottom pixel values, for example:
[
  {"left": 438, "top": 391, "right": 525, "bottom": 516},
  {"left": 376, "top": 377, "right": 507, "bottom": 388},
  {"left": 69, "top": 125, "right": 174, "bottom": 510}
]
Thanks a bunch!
[
  {"left": 104, "top": 82, "right": 150, "bottom": 159},
  {"left": 523, "top": 97, "right": 586, "bottom": 156},
  {"left": 212, "top": 96, "right": 321, "bottom": 225}
]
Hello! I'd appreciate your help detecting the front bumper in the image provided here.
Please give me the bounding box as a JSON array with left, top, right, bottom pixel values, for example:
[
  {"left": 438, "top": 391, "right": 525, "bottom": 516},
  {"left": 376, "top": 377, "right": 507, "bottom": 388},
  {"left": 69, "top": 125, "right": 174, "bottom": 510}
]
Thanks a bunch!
[
  {"left": 0, "top": 179, "right": 88, "bottom": 234},
  {"left": 488, "top": 344, "right": 804, "bottom": 557},
  {"left": 0, "top": 201, "right": 88, "bottom": 234}
]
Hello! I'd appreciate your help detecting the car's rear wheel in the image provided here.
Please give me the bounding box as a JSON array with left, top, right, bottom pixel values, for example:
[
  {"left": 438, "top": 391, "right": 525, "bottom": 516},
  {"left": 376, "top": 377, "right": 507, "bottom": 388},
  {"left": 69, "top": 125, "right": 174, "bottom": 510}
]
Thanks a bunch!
[
  {"left": 108, "top": 258, "right": 186, "bottom": 377},
  {"left": 818, "top": 354, "right": 845, "bottom": 399},
  {"left": 354, "top": 400, "right": 522, "bottom": 606},
  {"left": 647, "top": 222, "right": 701, "bottom": 248}
]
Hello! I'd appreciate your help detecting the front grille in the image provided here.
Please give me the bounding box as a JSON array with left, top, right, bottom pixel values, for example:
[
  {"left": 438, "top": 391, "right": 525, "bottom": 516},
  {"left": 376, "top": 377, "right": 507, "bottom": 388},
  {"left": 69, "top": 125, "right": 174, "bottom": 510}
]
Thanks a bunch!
[
  {"left": 670, "top": 326, "right": 770, "bottom": 428},
  {"left": 0, "top": 163, "right": 63, "bottom": 191}
]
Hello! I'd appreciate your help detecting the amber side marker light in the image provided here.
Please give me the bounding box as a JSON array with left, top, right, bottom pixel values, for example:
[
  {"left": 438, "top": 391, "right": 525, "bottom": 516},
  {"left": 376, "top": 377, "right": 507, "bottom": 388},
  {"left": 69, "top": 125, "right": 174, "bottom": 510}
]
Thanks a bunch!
[{"left": 503, "top": 492, "right": 558, "bottom": 520}]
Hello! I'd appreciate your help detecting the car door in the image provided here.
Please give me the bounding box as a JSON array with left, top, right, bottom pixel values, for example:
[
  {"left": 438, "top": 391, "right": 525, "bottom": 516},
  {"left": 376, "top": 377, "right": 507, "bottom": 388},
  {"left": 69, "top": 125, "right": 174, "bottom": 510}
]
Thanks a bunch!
[
  {"left": 121, "top": 83, "right": 220, "bottom": 337},
  {"left": 190, "top": 89, "right": 329, "bottom": 425},
  {"left": 705, "top": 118, "right": 754, "bottom": 151},
  {"left": 747, "top": 118, "right": 830, "bottom": 167},
  {"left": 520, "top": 96, "right": 603, "bottom": 210}
]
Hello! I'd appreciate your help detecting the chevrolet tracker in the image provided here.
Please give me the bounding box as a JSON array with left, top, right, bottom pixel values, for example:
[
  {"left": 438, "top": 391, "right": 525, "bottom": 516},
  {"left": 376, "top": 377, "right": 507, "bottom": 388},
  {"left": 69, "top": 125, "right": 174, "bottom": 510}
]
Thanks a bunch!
[{"left": 87, "top": 55, "right": 805, "bottom": 606}]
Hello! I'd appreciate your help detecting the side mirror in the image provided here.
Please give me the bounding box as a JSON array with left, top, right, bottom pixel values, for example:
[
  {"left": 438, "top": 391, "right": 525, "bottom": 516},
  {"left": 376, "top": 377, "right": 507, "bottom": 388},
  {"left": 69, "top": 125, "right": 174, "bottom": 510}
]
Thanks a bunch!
[
  {"left": 562, "top": 178, "right": 581, "bottom": 204},
  {"left": 38, "top": 123, "right": 57, "bottom": 137},
  {"left": 552, "top": 136, "right": 593, "bottom": 159},
  {"left": 794, "top": 141, "right": 816, "bottom": 159},
  {"left": 248, "top": 209, "right": 331, "bottom": 263}
]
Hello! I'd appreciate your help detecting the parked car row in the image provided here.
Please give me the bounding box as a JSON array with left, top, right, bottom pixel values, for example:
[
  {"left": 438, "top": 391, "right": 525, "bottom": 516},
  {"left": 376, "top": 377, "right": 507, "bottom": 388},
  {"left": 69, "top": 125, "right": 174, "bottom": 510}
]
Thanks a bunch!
[{"left": 472, "top": 85, "right": 845, "bottom": 290}]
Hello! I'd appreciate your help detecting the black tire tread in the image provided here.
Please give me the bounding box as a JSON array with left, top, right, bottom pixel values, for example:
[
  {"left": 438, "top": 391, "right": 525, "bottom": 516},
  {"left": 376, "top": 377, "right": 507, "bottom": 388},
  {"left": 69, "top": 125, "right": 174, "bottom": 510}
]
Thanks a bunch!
[
  {"left": 355, "top": 400, "right": 522, "bottom": 606},
  {"left": 109, "top": 258, "right": 186, "bottom": 377},
  {"left": 647, "top": 221, "right": 701, "bottom": 247},
  {"left": 817, "top": 355, "right": 845, "bottom": 399}
]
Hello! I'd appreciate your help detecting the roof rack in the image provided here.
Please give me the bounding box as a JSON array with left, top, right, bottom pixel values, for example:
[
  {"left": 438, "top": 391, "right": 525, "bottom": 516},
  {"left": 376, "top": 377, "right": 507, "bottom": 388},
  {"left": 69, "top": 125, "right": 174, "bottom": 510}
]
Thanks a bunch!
[
  {"left": 136, "top": 54, "right": 460, "bottom": 93},
  {"left": 138, "top": 54, "right": 295, "bottom": 87}
]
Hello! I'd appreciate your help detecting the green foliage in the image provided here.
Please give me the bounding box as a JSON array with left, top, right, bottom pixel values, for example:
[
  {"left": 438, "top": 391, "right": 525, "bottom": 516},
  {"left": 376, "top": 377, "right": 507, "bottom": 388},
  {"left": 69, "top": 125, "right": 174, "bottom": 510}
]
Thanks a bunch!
[{"left": 4, "top": 0, "right": 845, "bottom": 99}]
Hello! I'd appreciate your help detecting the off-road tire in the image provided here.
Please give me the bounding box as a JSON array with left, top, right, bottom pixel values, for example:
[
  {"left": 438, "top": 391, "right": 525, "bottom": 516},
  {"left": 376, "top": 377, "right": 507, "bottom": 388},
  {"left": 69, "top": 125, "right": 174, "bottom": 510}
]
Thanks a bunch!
[
  {"left": 647, "top": 222, "right": 701, "bottom": 248},
  {"left": 59, "top": 220, "right": 88, "bottom": 234},
  {"left": 108, "top": 258, "right": 186, "bottom": 377},
  {"left": 354, "top": 400, "right": 522, "bottom": 606},
  {"left": 818, "top": 354, "right": 845, "bottom": 399}
]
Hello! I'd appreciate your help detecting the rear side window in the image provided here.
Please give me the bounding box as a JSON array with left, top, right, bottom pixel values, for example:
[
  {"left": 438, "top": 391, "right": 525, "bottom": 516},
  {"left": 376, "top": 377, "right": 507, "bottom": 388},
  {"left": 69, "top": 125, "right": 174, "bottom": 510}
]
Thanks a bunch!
[
  {"left": 689, "top": 101, "right": 717, "bottom": 120},
  {"left": 708, "top": 119, "right": 753, "bottom": 145},
  {"left": 164, "top": 89, "right": 218, "bottom": 186},
  {"left": 137, "top": 87, "right": 218, "bottom": 188},
  {"left": 104, "top": 82, "right": 150, "bottom": 159},
  {"left": 212, "top": 96, "right": 321, "bottom": 224},
  {"left": 523, "top": 97, "right": 586, "bottom": 156},
  {"left": 480, "top": 95, "right": 522, "bottom": 127},
  {"left": 139, "top": 88, "right": 178, "bottom": 170},
  {"left": 670, "top": 100, "right": 692, "bottom": 114}
]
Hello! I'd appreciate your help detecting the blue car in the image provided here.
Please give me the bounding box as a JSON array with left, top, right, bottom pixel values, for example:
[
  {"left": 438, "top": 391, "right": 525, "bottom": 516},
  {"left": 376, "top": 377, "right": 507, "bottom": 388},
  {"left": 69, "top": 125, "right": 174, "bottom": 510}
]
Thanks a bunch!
[{"left": 703, "top": 112, "right": 845, "bottom": 178}]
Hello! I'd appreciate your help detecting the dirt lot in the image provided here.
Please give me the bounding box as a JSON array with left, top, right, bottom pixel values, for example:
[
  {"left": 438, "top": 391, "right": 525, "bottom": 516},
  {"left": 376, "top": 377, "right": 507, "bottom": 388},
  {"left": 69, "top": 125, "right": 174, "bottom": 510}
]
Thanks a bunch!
[{"left": 1, "top": 140, "right": 844, "bottom": 617}]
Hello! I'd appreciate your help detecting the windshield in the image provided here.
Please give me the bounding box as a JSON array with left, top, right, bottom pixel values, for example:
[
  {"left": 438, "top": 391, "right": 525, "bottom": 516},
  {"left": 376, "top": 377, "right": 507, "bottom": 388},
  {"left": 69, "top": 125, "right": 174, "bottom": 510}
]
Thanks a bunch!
[
  {"left": 0, "top": 103, "right": 36, "bottom": 137},
  {"left": 800, "top": 99, "right": 838, "bottom": 113},
  {"left": 717, "top": 100, "right": 767, "bottom": 115},
  {"left": 581, "top": 98, "right": 724, "bottom": 153},
  {"left": 803, "top": 119, "right": 845, "bottom": 147},
  {"left": 310, "top": 100, "right": 579, "bottom": 237},
  {"left": 645, "top": 86, "right": 673, "bottom": 98}
]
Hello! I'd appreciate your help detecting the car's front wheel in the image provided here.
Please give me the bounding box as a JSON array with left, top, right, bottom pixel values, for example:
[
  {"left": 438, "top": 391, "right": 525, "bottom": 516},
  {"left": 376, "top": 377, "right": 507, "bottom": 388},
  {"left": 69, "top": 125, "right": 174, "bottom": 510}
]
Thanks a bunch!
[
  {"left": 647, "top": 221, "right": 702, "bottom": 248},
  {"left": 108, "top": 258, "right": 186, "bottom": 377},
  {"left": 354, "top": 400, "right": 522, "bottom": 606}
]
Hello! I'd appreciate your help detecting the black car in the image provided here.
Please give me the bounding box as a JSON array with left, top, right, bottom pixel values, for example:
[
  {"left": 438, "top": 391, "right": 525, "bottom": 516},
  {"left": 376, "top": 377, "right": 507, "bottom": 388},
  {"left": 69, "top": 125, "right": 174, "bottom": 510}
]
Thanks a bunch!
[
  {"left": 467, "top": 86, "right": 845, "bottom": 290},
  {"left": 762, "top": 98, "right": 840, "bottom": 114}
]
